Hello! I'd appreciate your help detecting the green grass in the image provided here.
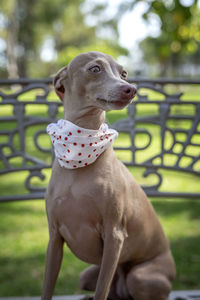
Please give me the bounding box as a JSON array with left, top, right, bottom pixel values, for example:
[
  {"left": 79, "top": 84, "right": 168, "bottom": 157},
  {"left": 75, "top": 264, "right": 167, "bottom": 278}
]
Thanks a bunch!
[
  {"left": 0, "top": 201, "right": 88, "bottom": 296},
  {"left": 0, "top": 199, "right": 199, "bottom": 296},
  {"left": 0, "top": 86, "right": 200, "bottom": 296}
]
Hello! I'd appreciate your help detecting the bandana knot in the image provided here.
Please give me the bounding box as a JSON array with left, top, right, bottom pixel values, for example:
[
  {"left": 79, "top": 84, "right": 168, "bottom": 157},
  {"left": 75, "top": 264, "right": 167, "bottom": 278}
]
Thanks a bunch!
[{"left": 47, "top": 119, "right": 118, "bottom": 169}]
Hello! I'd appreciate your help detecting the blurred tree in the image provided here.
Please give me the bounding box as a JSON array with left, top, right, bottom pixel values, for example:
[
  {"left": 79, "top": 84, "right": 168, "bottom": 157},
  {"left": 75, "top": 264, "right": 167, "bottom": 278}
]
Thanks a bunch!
[
  {"left": 0, "top": 0, "right": 127, "bottom": 78},
  {"left": 3, "top": 0, "right": 19, "bottom": 78},
  {"left": 139, "top": 0, "right": 200, "bottom": 76},
  {"left": 115, "top": 0, "right": 200, "bottom": 76}
]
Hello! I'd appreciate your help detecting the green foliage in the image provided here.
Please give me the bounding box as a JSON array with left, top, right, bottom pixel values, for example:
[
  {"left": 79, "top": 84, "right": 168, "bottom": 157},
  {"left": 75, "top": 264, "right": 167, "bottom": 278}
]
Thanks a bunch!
[
  {"left": 0, "top": 0, "right": 126, "bottom": 77},
  {"left": 139, "top": 0, "right": 200, "bottom": 76},
  {"left": 1, "top": 0, "right": 200, "bottom": 78},
  {"left": 112, "top": 0, "right": 200, "bottom": 76},
  {"left": 57, "top": 42, "right": 128, "bottom": 68}
]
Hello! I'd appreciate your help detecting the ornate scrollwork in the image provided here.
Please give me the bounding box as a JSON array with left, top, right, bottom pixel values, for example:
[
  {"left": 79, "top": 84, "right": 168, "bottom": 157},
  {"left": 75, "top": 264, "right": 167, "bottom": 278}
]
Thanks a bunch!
[
  {"left": 25, "top": 170, "right": 46, "bottom": 193},
  {"left": 142, "top": 168, "right": 163, "bottom": 192},
  {"left": 135, "top": 128, "right": 152, "bottom": 151},
  {"left": 1, "top": 83, "right": 50, "bottom": 102},
  {"left": 34, "top": 130, "right": 52, "bottom": 153},
  {"left": 113, "top": 79, "right": 200, "bottom": 197},
  {"left": 0, "top": 78, "right": 200, "bottom": 201}
]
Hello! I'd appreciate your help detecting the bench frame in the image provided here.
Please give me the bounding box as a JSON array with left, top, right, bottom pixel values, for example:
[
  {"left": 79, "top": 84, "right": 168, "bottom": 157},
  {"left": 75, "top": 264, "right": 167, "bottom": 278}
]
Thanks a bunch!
[{"left": 0, "top": 78, "right": 200, "bottom": 202}]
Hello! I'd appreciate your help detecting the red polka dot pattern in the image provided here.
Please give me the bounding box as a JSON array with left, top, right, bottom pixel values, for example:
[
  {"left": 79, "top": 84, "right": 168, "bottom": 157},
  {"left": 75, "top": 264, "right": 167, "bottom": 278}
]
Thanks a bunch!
[{"left": 47, "top": 119, "right": 118, "bottom": 169}]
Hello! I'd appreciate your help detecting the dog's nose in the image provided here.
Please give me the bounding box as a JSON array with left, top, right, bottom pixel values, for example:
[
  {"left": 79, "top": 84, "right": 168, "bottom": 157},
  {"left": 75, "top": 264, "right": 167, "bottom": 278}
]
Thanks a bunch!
[{"left": 121, "top": 85, "right": 137, "bottom": 100}]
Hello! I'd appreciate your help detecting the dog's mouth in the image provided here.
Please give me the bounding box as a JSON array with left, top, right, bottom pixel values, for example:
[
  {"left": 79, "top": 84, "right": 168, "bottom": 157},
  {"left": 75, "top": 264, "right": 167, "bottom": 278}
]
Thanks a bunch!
[{"left": 97, "top": 97, "right": 132, "bottom": 108}]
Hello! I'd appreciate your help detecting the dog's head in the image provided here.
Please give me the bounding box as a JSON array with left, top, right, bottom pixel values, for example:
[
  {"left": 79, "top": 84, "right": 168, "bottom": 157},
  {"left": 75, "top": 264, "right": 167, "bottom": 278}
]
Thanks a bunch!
[{"left": 53, "top": 51, "right": 136, "bottom": 111}]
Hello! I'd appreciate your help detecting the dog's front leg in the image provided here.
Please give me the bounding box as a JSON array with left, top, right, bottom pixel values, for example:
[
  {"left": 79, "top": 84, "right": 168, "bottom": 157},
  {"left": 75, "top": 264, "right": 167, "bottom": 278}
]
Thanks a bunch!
[
  {"left": 42, "top": 230, "right": 64, "bottom": 300},
  {"left": 94, "top": 226, "right": 125, "bottom": 300}
]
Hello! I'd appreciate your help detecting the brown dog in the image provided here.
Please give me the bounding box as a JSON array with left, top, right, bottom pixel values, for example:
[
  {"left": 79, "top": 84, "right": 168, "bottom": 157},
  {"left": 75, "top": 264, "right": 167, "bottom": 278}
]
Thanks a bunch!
[{"left": 42, "top": 51, "right": 176, "bottom": 300}]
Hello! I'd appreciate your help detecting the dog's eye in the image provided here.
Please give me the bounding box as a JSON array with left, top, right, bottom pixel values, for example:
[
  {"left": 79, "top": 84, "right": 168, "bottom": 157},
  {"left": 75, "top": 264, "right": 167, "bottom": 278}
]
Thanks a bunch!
[
  {"left": 89, "top": 66, "right": 101, "bottom": 73},
  {"left": 121, "top": 70, "right": 127, "bottom": 79}
]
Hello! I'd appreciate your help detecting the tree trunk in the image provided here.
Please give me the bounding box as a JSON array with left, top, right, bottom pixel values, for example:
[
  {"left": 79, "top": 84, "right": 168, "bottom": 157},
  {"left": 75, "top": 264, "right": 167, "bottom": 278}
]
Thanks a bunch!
[{"left": 6, "top": 0, "right": 19, "bottom": 78}]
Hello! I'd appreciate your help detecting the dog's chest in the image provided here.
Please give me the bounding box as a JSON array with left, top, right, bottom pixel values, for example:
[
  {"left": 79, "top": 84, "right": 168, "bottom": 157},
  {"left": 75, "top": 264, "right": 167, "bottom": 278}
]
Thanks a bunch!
[{"left": 54, "top": 195, "right": 104, "bottom": 264}]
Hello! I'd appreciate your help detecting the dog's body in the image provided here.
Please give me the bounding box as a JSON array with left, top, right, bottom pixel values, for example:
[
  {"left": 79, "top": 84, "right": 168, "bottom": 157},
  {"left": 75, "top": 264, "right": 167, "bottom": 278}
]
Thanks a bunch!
[{"left": 42, "top": 52, "right": 176, "bottom": 300}]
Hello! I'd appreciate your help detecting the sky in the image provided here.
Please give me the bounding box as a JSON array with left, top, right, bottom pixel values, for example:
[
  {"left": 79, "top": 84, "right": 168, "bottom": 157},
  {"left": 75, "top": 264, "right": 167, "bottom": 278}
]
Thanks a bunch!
[
  {"left": 118, "top": 2, "right": 160, "bottom": 50},
  {"left": 83, "top": 0, "right": 152, "bottom": 51}
]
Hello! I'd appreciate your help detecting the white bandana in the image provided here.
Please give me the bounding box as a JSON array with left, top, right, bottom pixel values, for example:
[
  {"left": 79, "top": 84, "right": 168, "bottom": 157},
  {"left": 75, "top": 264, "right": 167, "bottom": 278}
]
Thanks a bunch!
[{"left": 47, "top": 119, "right": 118, "bottom": 169}]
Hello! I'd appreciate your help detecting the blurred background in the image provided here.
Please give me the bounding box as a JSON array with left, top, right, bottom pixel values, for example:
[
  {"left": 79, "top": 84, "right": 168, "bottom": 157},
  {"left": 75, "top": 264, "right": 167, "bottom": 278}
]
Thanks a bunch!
[{"left": 0, "top": 0, "right": 200, "bottom": 79}]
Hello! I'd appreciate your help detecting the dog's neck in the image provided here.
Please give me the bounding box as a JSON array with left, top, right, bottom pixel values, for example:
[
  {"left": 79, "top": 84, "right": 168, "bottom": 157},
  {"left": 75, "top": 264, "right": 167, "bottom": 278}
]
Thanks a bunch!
[
  {"left": 64, "top": 107, "right": 106, "bottom": 130},
  {"left": 47, "top": 119, "right": 118, "bottom": 169}
]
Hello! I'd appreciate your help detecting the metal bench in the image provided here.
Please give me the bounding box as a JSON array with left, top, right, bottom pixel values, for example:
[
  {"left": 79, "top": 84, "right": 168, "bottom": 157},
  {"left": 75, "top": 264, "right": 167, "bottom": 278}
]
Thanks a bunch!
[{"left": 0, "top": 78, "right": 200, "bottom": 201}]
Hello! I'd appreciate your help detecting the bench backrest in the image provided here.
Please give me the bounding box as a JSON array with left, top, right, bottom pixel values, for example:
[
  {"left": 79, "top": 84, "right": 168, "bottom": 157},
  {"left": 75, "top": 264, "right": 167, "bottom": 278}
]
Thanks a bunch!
[{"left": 0, "top": 78, "right": 199, "bottom": 202}]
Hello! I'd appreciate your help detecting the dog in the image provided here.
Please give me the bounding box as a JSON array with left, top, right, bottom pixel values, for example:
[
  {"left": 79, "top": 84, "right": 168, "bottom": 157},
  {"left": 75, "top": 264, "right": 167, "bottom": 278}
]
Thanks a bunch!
[{"left": 42, "top": 51, "right": 176, "bottom": 300}]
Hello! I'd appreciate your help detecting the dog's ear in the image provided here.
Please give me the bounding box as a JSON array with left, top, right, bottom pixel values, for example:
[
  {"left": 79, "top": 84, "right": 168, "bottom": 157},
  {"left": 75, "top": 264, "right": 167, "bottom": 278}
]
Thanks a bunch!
[{"left": 53, "top": 66, "right": 68, "bottom": 101}]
